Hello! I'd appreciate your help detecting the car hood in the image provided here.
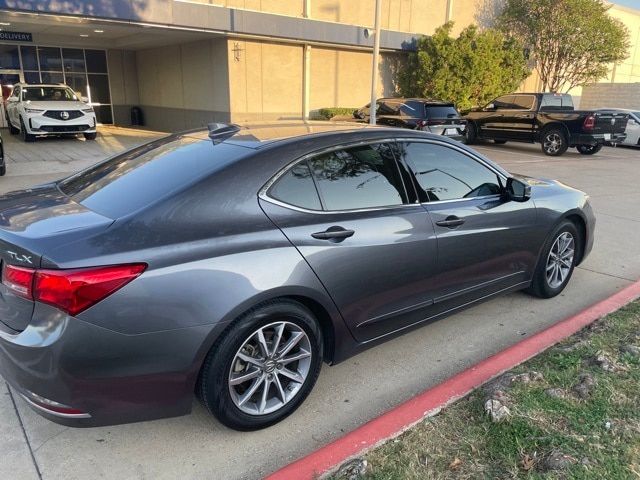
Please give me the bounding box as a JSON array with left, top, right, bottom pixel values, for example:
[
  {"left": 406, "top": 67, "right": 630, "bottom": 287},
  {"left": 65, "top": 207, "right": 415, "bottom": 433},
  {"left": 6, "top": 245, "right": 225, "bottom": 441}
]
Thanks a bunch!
[{"left": 23, "top": 100, "right": 89, "bottom": 111}]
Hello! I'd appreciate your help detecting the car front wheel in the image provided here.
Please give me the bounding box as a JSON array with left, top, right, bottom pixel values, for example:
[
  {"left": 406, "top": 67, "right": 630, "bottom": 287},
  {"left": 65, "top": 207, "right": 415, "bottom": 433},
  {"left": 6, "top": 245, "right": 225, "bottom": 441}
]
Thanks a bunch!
[
  {"left": 198, "top": 299, "right": 323, "bottom": 431},
  {"left": 541, "top": 128, "right": 568, "bottom": 156},
  {"left": 527, "top": 220, "right": 579, "bottom": 298},
  {"left": 20, "top": 117, "right": 35, "bottom": 143},
  {"left": 84, "top": 132, "right": 97, "bottom": 140},
  {"left": 464, "top": 122, "right": 477, "bottom": 144},
  {"left": 576, "top": 144, "right": 603, "bottom": 155}
]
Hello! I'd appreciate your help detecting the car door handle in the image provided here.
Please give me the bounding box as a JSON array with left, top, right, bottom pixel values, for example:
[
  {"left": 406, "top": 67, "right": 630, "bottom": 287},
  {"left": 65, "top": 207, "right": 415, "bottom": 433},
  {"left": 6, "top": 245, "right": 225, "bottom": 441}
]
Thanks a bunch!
[
  {"left": 435, "top": 216, "right": 465, "bottom": 228},
  {"left": 311, "top": 226, "right": 355, "bottom": 242}
]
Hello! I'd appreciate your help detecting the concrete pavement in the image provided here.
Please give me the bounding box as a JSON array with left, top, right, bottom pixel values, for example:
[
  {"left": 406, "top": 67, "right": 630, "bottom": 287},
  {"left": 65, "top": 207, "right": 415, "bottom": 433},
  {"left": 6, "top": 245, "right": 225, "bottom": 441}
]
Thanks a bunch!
[{"left": 0, "top": 131, "right": 638, "bottom": 480}]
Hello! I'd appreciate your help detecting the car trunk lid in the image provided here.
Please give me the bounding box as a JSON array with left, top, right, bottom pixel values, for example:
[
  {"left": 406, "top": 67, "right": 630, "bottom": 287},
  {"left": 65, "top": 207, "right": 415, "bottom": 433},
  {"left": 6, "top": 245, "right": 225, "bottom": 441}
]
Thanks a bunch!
[
  {"left": 589, "top": 111, "right": 628, "bottom": 135},
  {"left": 0, "top": 184, "right": 114, "bottom": 331}
]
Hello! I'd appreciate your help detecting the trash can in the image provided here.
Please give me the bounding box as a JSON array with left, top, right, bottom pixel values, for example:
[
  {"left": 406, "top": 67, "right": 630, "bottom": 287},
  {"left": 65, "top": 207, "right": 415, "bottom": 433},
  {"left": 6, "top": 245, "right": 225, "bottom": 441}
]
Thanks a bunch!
[{"left": 130, "top": 106, "right": 144, "bottom": 126}]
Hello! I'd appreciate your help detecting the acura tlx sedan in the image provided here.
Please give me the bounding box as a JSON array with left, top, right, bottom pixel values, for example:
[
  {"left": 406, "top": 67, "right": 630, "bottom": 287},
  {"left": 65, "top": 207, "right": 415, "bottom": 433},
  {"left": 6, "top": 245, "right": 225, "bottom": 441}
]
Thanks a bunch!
[{"left": 0, "top": 121, "right": 594, "bottom": 431}]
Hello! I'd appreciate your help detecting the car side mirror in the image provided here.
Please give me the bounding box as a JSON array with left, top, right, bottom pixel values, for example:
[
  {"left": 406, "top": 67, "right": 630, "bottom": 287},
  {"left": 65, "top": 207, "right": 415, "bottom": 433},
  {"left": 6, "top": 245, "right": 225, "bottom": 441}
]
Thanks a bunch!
[
  {"left": 485, "top": 103, "right": 495, "bottom": 111},
  {"left": 506, "top": 177, "right": 531, "bottom": 202}
]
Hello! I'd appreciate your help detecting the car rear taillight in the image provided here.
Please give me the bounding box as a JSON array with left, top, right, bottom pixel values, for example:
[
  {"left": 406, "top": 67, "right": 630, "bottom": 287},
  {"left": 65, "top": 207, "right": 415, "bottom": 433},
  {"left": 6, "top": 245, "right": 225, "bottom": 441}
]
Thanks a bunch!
[
  {"left": 1, "top": 262, "right": 146, "bottom": 315},
  {"left": 2, "top": 264, "right": 35, "bottom": 299},
  {"left": 583, "top": 114, "right": 596, "bottom": 131}
]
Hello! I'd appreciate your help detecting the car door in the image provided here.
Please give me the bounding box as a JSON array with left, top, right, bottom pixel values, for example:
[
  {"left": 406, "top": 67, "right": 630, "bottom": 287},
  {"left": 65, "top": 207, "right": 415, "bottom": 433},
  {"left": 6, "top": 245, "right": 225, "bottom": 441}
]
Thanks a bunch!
[
  {"left": 626, "top": 112, "right": 640, "bottom": 145},
  {"left": 508, "top": 94, "right": 537, "bottom": 141},
  {"left": 395, "top": 140, "right": 539, "bottom": 310},
  {"left": 479, "top": 95, "right": 515, "bottom": 140},
  {"left": 259, "top": 141, "right": 439, "bottom": 342}
]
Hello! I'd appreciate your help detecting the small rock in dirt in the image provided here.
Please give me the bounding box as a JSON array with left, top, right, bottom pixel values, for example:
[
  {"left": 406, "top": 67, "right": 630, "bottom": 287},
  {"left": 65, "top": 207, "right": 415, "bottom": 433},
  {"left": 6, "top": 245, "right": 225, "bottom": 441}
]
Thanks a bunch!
[
  {"left": 580, "top": 457, "right": 592, "bottom": 466},
  {"left": 336, "top": 458, "right": 368, "bottom": 480},
  {"left": 593, "top": 353, "right": 618, "bottom": 372},
  {"left": 557, "top": 339, "right": 589, "bottom": 352},
  {"left": 621, "top": 345, "right": 640, "bottom": 357},
  {"left": 510, "top": 371, "right": 544, "bottom": 385},
  {"left": 545, "top": 387, "right": 568, "bottom": 399},
  {"left": 572, "top": 373, "right": 596, "bottom": 399},
  {"left": 542, "top": 450, "right": 577, "bottom": 471},
  {"left": 484, "top": 398, "right": 511, "bottom": 422}
]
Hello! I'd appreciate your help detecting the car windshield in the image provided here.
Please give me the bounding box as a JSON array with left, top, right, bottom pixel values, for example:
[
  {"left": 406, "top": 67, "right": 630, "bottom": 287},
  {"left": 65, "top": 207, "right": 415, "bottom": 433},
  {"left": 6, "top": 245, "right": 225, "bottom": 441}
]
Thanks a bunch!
[{"left": 22, "top": 86, "right": 78, "bottom": 102}]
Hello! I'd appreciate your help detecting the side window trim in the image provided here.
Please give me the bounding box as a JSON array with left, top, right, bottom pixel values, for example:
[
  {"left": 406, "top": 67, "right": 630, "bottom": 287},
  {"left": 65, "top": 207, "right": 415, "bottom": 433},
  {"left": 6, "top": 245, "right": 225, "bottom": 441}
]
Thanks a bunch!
[
  {"left": 396, "top": 139, "right": 507, "bottom": 205},
  {"left": 260, "top": 139, "right": 419, "bottom": 214}
]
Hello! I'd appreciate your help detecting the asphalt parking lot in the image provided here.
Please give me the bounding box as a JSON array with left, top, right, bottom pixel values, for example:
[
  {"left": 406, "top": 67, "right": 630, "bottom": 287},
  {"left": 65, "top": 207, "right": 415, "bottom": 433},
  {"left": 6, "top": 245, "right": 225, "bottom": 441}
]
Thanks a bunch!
[{"left": 1, "top": 130, "right": 639, "bottom": 480}]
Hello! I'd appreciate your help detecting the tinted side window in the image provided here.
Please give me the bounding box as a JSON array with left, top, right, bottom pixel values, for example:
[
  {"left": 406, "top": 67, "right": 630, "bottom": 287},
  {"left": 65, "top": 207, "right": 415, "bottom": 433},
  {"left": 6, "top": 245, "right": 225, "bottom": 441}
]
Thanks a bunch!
[
  {"left": 309, "top": 143, "right": 408, "bottom": 211},
  {"left": 512, "top": 95, "right": 535, "bottom": 110},
  {"left": 426, "top": 105, "right": 459, "bottom": 118},
  {"left": 493, "top": 95, "right": 515, "bottom": 109},
  {"left": 269, "top": 162, "right": 321, "bottom": 210},
  {"left": 399, "top": 142, "right": 501, "bottom": 202}
]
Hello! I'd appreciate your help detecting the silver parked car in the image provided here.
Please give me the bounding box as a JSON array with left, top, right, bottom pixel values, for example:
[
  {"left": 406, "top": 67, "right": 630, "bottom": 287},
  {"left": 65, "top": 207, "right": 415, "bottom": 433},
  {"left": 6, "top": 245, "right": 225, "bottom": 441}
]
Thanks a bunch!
[{"left": 597, "top": 108, "right": 640, "bottom": 146}]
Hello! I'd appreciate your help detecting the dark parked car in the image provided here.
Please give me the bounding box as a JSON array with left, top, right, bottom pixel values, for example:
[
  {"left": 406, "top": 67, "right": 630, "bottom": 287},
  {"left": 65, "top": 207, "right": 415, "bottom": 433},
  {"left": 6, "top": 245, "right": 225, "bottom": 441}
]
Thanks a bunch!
[
  {"left": 354, "top": 98, "right": 466, "bottom": 141},
  {"left": 463, "top": 93, "right": 628, "bottom": 156},
  {"left": 0, "top": 130, "right": 5, "bottom": 176},
  {"left": 0, "top": 121, "right": 594, "bottom": 431}
]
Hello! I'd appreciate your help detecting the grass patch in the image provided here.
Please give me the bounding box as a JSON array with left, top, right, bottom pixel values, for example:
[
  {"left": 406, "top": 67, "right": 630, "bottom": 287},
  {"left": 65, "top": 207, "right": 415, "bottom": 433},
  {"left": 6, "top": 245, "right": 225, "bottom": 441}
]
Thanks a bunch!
[{"left": 330, "top": 301, "right": 640, "bottom": 479}]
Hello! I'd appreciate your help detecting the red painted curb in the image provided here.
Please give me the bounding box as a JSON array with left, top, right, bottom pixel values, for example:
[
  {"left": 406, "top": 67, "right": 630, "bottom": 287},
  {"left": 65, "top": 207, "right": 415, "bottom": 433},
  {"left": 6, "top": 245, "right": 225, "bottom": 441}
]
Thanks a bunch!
[{"left": 266, "top": 280, "right": 640, "bottom": 480}]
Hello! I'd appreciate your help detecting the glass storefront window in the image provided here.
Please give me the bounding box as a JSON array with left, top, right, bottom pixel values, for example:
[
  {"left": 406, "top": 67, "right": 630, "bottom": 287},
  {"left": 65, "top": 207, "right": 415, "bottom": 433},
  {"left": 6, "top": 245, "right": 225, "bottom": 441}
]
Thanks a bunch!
[
  {"left": 23, "top": 71, "right": 40, "bottom": 84},
  {"left": 62, "top": 49, "right": 86, "bottom": 73},
  {"left": 20, "top": 46, "right": 38, "bottom": 70},
  {"left": 65, "top": 73, "right": 88, "bottom": 98},
  {"left": 85, "top": 50, "right": 108, "bottom": 73},
  {"left": 94, "top": 105, "right": 113, "bottom": 124},
  {"left": 40, "top": 71, "right": 64, "bottom": 84},
  {"left": 88, "top": 74, "right": 110, "bottom": 104},
  {"left": 0, "top": 45, "right": 20, "bottom": 70},
  {"left": 38, "top": 47, "right": 63, "bottom": 71}
]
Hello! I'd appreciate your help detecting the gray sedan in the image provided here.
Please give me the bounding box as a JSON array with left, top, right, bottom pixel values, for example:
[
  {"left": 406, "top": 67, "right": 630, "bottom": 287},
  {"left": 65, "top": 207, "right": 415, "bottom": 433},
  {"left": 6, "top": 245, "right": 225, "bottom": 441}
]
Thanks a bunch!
[{"left": 0, "top": 121, "right": 594, "bottom": 431}]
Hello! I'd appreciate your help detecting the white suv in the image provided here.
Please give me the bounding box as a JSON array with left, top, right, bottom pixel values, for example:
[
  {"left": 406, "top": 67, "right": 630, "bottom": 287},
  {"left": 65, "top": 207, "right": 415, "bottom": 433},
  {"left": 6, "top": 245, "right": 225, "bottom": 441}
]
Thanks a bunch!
[{"left": 5, "top": 83, "right": 97, "bottom": 142}]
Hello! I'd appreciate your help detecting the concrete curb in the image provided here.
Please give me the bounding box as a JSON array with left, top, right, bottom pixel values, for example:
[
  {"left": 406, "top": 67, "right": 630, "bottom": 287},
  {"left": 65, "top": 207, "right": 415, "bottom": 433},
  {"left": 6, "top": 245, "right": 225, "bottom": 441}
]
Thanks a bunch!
[{"left": 266, "top": 280, "right": 640, "bottom": 480}]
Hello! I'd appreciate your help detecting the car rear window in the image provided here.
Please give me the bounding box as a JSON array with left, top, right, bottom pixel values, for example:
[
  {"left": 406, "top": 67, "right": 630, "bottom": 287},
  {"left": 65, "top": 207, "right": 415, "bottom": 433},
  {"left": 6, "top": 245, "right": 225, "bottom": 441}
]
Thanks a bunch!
[
  {"left": 540, "top": 94, "right": 574, "bottom": 110},
  {"left": 425, "top": 106, "right": 459, "bottom": 119},
  {"left": 58, "top": 136, "right": 251, "bottom": 218},
  {"left": 400, "top": 101, "right": 425, "bottom": 118}
]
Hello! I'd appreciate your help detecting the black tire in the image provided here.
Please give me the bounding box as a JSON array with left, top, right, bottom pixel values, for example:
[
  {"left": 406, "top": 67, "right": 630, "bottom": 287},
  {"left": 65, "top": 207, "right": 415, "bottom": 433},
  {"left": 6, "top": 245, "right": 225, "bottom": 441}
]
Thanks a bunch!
[
  {"left": 576, "top": 144, "right": 603, "bottom": 155},
  {"left": 198, "top": 299, "right": 323, "bottom": 431},
  {"left": 526, "top": 220, "right": 580, "bottom": 299},
  {"left": 6, "top": 116, "right": 18, "bottom": 135},
  {"left": 19, "top": 117, "right": 35, "bottom": 143},
  {"left": 540, "top": 128, "right": 568, "bottom": 156},
  {"left": 493, "top": 140, "right": 507, "bottom": 144},
  {"left": 84, "top": 132, "right": 97, "bottom": 140},
  {"left": 464, "top": 122, "right": 478, "bottom": 144}
]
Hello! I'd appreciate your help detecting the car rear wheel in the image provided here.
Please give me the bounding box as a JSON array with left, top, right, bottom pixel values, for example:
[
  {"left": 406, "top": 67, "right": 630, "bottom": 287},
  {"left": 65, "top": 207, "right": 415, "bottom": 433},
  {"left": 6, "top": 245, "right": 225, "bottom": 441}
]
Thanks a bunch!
[
  {"left": 198, "top": 299, "right": 323, "bottom": 431},
  {"left": 541, "top": 128, "right": 568, "bottom": 156},
  {"left": 84, "top": 132, "right": 97, "bottom": 140},
  {"left": 526, "top": 220, "right": 579, "bottom": 298},
  {"left": 19, "top": 117, "right": 35, "bottom": 143},
  {"left": 576, "top": 144, "right": 603, "bottom": 155},
  {"left": 464, "top": 122, "right": 477, "bottom": 144}
]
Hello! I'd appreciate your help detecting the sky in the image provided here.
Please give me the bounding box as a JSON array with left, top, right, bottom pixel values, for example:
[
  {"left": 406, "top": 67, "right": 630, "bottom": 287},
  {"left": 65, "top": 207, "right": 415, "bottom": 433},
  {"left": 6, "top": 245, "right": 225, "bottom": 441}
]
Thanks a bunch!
[{"left": 610, "top": 0, "right": 640, "bottom": 10}]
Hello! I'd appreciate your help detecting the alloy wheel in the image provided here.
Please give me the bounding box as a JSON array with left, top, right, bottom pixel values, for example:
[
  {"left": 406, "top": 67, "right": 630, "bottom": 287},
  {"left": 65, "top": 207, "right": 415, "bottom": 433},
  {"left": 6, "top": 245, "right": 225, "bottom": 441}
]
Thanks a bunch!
[
  {"left": 543, "top": 132, "right": 563, "bottom": 154},
  {"left": 545, "top": 232, "right": 575, "bottom": 289},
  {"left": 228, "top": 321, "right": 312, "bottom": 416}
]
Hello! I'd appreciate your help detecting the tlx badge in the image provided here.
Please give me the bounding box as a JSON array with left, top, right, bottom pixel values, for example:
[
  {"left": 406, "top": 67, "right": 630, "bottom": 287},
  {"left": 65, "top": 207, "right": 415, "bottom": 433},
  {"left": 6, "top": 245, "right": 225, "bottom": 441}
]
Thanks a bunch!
[{"left": 6, "top": 251, "right": 33, "bottom": 264}]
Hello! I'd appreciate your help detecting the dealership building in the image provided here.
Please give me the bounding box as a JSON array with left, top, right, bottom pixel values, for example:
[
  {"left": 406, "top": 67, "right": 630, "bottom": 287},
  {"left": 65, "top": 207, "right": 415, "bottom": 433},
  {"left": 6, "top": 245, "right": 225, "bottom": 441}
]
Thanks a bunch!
[{"left": 0, "top": 1, "right": 638, "bottom": 131}]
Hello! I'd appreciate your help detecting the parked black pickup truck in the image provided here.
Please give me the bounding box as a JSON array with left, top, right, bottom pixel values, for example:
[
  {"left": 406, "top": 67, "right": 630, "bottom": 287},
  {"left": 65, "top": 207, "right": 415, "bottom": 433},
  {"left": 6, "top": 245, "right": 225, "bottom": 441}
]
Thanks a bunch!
[{"left": 463, "top": 93, "right": 628, "bottom": 156}]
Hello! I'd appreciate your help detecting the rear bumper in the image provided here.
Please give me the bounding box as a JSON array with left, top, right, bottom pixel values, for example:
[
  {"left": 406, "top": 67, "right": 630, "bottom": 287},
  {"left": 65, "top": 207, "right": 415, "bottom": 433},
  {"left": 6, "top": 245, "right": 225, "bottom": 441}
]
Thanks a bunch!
[
  {"left": 0, "top": 302, "right": 220, "bottom": 427},
  {"left": 571, "top": 133, "right": 627, "bottom": 146}
]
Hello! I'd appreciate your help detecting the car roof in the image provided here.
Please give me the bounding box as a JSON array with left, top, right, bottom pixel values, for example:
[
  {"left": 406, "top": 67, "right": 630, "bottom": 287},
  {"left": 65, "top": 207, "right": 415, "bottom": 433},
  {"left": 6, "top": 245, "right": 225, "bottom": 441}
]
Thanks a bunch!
[
  {"left": 378, "top": 97, "right": 454, "bottom": 105},
  {"left": 180, "top": 120, "right": 399, "bottom": 149},
  {"left": 14, "top": 83, "right": 69, "bottom": 88},
  {"left": 596, "top": 108, "right": 639, "bottom": 113}
]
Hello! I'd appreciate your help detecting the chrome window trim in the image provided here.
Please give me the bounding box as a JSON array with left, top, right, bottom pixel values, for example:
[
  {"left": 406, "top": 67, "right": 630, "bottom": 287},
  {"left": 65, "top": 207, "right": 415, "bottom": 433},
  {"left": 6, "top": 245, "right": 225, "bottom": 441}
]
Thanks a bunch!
[{"left": 258, "top": 136, "right": 509, "bottom": 214}]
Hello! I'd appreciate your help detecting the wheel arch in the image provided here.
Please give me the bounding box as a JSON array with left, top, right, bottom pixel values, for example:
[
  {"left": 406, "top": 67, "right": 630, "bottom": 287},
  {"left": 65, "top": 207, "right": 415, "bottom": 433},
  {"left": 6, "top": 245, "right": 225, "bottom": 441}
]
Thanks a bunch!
[
  {"left": 539, "top": 122, "right": 570, "bottom": 142},
  {"left": 563, "top": 211, "right": 587, "bottom": 265}
]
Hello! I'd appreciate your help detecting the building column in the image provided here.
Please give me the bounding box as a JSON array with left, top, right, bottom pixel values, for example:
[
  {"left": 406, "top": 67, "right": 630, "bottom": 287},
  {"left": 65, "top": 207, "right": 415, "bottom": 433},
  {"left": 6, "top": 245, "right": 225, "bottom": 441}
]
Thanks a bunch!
[{"left": 303, "top": 44, "right": 311, "bottom": 119}]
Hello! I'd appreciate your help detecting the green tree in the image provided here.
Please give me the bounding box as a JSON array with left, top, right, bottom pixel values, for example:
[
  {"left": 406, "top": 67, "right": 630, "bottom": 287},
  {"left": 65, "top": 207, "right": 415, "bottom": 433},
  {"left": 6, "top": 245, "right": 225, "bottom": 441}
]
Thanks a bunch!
[
  {"left": 498, "top": 0, "right": 630, "bottom": 92},
  {"left": 398, "top": 22, "right": 529, "bottom": 110}
]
